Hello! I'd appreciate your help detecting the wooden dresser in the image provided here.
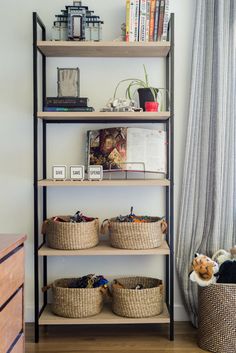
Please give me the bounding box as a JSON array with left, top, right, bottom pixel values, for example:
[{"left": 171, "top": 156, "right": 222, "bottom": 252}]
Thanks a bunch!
[{"left": 0, "top": 234, "right": 26, "bottom": 353}]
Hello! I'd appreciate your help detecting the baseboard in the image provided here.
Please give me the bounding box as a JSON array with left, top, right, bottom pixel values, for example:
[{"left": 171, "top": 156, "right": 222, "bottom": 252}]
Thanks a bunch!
[{"left": 25, "top": 304, "right": 189, "bottom": 323}]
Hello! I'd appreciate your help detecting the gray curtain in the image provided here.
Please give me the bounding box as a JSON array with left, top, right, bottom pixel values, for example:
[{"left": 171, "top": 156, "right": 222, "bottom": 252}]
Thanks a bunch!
[{"left": 176, "top": 0, "right": 236, "bottom": 326}]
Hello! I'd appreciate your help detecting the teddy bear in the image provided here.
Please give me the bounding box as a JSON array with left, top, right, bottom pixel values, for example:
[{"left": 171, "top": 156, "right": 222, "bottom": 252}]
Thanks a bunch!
[{"left": 189, "top": 253, "right": 219, "bottom": 287}]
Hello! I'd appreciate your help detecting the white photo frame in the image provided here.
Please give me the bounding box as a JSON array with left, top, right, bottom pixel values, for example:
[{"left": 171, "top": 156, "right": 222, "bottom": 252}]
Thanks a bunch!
[
  {"left": 52, "top": 165, "right": 67, "bottom": 180},
  {"left": 57, "top": 67, "right": 80, "bottom": 97},
  {"left": 88, "top": 165, "right": 103, "bottom": 181},
  {"left": 70, "top": 165, "right": 85, "bottom": 181}
]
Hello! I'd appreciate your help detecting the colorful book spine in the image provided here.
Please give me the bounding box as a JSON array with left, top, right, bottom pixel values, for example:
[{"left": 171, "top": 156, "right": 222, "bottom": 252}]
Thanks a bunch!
[
  {"left": 162, "top": 0, "right": 169, "bottom": 41},
  {"left": 125, "top": 0, "right": 130, "bottom": 42},
  {"left": 46, "top": 97, "right": 88, "bottom": 107},
  {"left": 44, "top": 107, "right": 94, "bottom": 112},
  {"left": 139, "top": 0, "right": 147, "bottom": 42},
  {"left": 145, "top": 0, "right": 151, "bottom": 42},
  {"left": 149, "top": 0, "right": 156, "bottom": 41},
  {"left": 134, "top": 0, "right": 140, "bottom": 41},
  {"left": 153, "top": 0, "right": 160, "bottom": 41},
  {"left": 157, "top": 0, "right": 165, "bottom": 41},
  {"left": 129, "top": 0, "right": 136, "bottom": 42}
]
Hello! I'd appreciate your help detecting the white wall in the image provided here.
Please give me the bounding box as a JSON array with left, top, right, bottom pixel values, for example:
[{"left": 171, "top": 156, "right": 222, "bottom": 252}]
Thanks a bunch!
[{"left": 0, "top": 0, "right": 196, "bottom": 322}]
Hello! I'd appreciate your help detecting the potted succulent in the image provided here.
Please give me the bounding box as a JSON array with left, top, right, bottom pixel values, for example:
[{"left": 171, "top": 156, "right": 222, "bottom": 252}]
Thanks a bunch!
[{"left": 113, "top": 65, "right": 168, "bottom": 111}]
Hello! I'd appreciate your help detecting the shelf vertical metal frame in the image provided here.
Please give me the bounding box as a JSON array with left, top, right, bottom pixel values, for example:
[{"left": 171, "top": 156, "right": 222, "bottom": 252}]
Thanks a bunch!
[
  {"left": 169, "top": 13, "right": 175, "bottom": 341},
  {"left": 33, "top": 12, "right": 47, "bottom": 343}
]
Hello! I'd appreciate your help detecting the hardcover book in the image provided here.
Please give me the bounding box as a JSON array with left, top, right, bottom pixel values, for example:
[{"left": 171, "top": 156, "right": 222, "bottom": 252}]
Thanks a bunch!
[
  {"left": 153, "top": 0, "right": 160, "bottom": 41},
  {"left": 158, "top": 0, "right": 165, "bottom": 41},
  {"left": 46, "top": 97, "right": 88, "bottom": 107},
  {"left": 145, "top": 0, "right": 151, "bottom": 42},
  {"left": 139, "top": 0, "right": 147, "bottom": 42},
  {"left": 162, "top": 0, "right": 170, "bottom": 41},
  {"left": 149, "top": 0, "right": 156, "bottom": 41},
  {"left": 87, "top": 127, "right": 167, "bottom": 174}
]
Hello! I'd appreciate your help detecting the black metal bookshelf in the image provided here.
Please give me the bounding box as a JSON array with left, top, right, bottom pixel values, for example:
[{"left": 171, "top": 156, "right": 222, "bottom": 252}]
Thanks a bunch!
[{"left": 33, "top": 11, "right": 174, "bottom": 343}]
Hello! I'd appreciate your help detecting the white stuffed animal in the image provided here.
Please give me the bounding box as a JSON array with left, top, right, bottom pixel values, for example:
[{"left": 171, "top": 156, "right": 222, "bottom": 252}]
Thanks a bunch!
[{"left": 212, "top": 246, "right": 236, "bottom": 265}]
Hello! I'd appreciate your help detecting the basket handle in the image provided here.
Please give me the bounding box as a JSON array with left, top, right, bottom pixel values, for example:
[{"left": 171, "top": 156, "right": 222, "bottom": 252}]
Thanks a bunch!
[
  {"left": 160, "top": 219, "right": 168, "bottom": 234},
  {"left": 101, "top": 219, "right": 110, "bottom": 235},
  {"left": 41, "top": 220, "right": 49, "bottom": 235},
  {"left": 42, "top": 284, "right": 52, "bottom": 292},
  {"left": 100, "top": 285, "right": 112, "bottom": 298}
]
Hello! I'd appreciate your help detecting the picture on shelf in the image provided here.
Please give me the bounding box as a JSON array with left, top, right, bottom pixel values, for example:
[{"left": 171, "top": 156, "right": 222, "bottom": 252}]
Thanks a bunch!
[{"left": 87, "top": 127, "right": 167, "bottom": 174}]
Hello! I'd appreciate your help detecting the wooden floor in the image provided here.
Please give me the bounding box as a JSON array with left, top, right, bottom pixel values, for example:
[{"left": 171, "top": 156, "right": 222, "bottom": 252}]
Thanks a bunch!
[{"left": 25, "top": 323, "right": 207, "bottom": 352}]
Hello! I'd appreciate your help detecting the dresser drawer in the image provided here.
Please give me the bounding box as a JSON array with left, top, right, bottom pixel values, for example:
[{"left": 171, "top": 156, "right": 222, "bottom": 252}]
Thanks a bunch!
[
  {"left": 0, "top": 247, "right": 24, "bottom": 306},
  {"left": 0, "top": 289, "right": 23, "bottom": 353},
  {"left": 9, "top": 334, "right": 24, "bottom": 353}
]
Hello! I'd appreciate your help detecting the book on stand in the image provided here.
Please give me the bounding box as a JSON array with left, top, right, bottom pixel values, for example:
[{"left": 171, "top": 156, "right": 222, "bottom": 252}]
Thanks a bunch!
[{"left": 87, "top": 127, "right": 167, "bottom": 174}]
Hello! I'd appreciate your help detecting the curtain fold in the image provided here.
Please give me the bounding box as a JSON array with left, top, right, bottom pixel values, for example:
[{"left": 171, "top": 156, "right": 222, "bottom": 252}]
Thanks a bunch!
[{"left": 176, "top": 0, "right": 236, "bottom": 326}]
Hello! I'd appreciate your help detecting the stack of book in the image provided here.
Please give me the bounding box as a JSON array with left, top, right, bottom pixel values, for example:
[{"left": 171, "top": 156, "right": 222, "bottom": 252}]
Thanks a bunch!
[
  {"left": 44, "top": 97, "right": 94, "bottom": 112},
  {"left": 126, "top": 0, "right": 170, "bottom": 42}
]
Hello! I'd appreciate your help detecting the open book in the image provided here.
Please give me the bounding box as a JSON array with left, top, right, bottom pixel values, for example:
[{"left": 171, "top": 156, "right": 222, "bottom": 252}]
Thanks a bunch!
[{"left": 87, "top": 127, "right": 167, "bottom": 174}]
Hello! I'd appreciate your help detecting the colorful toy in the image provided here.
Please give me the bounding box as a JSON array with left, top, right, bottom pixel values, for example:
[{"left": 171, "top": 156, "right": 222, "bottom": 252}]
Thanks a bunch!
[
  {"left": 216, "top": 261, "right": 236, "bottom": 284},
  {"left": 212, "top": 246, "right": 236, "bottom": 265},
  {"left": 189, "top": 253, "right": 219, "bottom": 287},
  {"left": 68, "top": 274, "right": 108, "bottom": 289}
]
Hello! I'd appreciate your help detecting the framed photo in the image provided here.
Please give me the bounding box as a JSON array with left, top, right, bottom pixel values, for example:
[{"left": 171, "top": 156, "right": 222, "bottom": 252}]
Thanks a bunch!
[
  {"left": 88, "top": 165, "right": 103, "bottom": 181},
  {"left": 52, "top": 166, "right": 67, "bottom": 180},
  {"left": 70, "top": 165, "right": 85, "bottom": 181},
  {"left": 57, "top": 67, "right": 80, "bottom": 97}
]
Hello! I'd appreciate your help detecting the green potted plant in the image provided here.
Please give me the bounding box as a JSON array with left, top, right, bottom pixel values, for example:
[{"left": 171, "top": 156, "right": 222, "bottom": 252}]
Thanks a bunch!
[{"left": 113, "top": 65, "right": 168, "bottom": 111}]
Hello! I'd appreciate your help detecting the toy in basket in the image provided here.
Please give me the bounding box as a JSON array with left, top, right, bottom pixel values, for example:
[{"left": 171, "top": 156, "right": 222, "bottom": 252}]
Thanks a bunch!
[
  {"left": 42, "top": 211, "right": 99, "bottom": 250},
  {"left": 42, "top": 274, "right": 109, "bottom": 318},
  {"left": 111, "top": 276, "right": 164, "bottom": 318},
  {"left": 101, "top": 207, "right": 167, "bottom": 250}
]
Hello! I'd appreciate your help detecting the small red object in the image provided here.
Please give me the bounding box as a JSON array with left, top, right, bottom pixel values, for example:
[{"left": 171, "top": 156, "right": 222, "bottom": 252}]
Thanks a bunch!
[{"left": 145, "top": 101, "right": 159, "bottom": 112}]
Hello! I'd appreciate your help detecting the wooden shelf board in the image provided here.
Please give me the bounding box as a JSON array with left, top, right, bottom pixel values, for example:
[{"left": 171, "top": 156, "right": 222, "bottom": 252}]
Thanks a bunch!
[
  {"left": 38, "top": 179, "right": 170, "bottom": 187},
  {"left": 39, "top": 304, "right": 170, "bottom": 325},
  {"left": 37, "top": 41, "right": 171, "bottom": 57},
  {"left": 38, "top": 241, "right": 170, "bottom": 256},
  {"left": 37, "top": 111, "right": 170, "bottom": 121}
]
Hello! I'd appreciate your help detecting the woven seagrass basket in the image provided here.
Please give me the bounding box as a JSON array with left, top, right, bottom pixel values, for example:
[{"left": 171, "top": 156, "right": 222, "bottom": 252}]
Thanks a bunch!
[
  {"left": 198, "top": 284, "right": 236, "bottom": 353},
  {"left": 44, "top": 217, "right": 99, "bottom": 250},
  {"left": 103, "top": 217, "right": 167, "bottom": 250},
  {"left": 112, "top": 276, "right": 164, "bottom": 318},
  {"left": 51, "top": 278, "right": 104, "bottom": 318}
]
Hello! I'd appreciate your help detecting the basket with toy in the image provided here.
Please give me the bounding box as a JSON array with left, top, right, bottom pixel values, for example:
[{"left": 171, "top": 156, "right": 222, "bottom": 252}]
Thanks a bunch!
[
  {"left": 102, "top": 208, "right": 167, "bottom": 250},
  {"left": 111, "top": 276, "right": 164, "bottom": 318},
  {"left": 42, "top": 211, "right": 99, "bottom": 250},
  {"left": 43, "top": 274, "right": 109, "bottom": 318},
  {"left": 189, "top": 247, "right": 236, "bottom": 353}
]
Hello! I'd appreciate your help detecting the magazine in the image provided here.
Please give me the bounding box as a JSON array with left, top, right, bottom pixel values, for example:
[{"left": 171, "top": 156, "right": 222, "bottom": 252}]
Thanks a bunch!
[{"left": 87, "top": 127, "right": 167, "bottom": 174}]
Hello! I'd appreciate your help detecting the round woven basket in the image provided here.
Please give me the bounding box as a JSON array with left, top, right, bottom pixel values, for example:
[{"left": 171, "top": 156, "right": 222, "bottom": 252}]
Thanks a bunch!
[
  {"left": 105, "top": 217, "right": 167, "bottom": 250},
  {"left": 112, "top": 276, "right": 163, "bottom": 318},
  {"left": 45, "top": 218, "right": 99, "bottom": 250},
  {"left": 198, "top": 284, "right": 236, "bottom": 353},
  {"left": 51, "top": 278, "right": 104, "bottom": 318}
]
